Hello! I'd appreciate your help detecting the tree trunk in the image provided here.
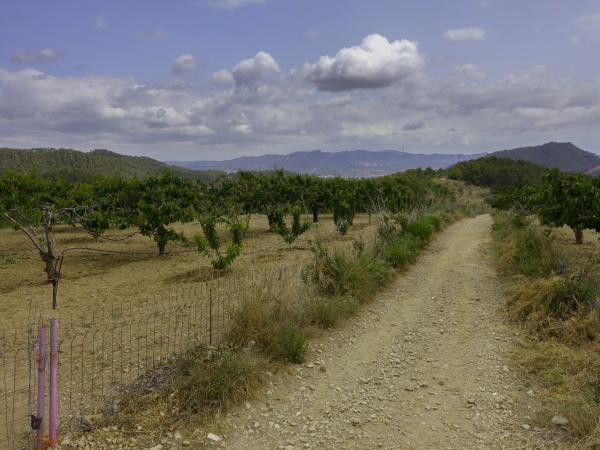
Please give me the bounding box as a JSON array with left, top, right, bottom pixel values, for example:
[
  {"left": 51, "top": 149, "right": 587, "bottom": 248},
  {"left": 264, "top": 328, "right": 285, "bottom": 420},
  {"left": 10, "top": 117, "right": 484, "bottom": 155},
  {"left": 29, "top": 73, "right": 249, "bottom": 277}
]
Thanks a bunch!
[
  {"left": 158, "top": 241, "right": 166, "bottom": 255},
  {"left": 267, "top": 212, "right": 277, "bottom": 231},
  {"left": 575, "top": 227, "right": 583, "bottom": 244},
  {"left": 312, "top": 205, "right": 319, "bottom": 223},
  {"left": 41, "top": 251, "right": 58, "bottom": 284}
]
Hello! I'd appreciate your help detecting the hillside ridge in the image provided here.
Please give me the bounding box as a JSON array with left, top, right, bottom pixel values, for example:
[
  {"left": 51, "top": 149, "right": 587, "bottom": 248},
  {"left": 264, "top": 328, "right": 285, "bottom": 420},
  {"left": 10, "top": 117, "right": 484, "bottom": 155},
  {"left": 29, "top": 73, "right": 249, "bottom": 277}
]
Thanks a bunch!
[{"left": 0, "top": 147, "right": 224, "bottom": 182}]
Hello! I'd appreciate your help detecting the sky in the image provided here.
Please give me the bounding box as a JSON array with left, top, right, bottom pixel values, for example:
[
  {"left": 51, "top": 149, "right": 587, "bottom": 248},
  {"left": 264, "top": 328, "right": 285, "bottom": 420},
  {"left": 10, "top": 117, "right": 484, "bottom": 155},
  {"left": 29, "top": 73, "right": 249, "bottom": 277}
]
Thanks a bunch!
[{"left": 1, "top": 0, "right": 599, "bottom": 160}]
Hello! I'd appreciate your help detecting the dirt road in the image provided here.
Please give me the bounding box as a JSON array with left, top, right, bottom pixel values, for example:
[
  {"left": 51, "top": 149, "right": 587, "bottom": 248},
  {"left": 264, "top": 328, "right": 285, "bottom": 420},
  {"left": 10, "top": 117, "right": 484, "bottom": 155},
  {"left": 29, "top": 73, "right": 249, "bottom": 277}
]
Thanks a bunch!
[{"left": 217, "top": 214, "right": 537, "bottom": 449}]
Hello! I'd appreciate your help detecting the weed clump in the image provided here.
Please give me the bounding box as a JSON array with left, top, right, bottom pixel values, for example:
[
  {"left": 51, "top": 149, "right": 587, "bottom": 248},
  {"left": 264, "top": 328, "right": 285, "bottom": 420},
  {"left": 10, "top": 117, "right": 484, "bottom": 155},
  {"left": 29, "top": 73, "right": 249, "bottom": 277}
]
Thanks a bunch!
[
  {"left": 303, "top": 240, "right": 392, "bottom": 302},
  {"left": 305, "top": 295, "right": 360, "bottom": 328},
  {"left": 380, "top": 234, "right": 421, "bottom": 268},
  {"left": 271, "top": 326, "right": 307, "bottom": 363},
  {"left": 512, "top": 226, "right": 561, "bottom": 277},
  {"left": 167, "top": 346, "right": 259, "bottom": 414}
]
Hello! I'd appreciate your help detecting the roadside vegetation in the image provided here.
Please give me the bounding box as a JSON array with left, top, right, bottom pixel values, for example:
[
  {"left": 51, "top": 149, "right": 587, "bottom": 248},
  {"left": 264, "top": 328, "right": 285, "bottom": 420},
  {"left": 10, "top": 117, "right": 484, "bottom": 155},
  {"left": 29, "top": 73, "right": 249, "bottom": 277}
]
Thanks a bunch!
[{"left": 493, "top": 212, "right": 600, "bottom": 446}]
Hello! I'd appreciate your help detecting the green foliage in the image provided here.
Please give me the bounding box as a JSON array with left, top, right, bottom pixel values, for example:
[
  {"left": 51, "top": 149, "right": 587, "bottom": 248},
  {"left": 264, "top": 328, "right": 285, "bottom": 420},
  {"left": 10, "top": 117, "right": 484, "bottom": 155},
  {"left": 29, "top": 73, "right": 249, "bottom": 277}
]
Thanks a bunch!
[
  {"left": 512, "top": 227, "right": 561, "bottom": 277},
  {"left": 446, "top": 156, "right": 547, "bottom": 191},
  {"left": 271, "top": 326, "right": 307, "bottom": 364},
  {"left": 125, "top": 172, "right": 196, "bottom": 254},
  {"left": 304, "top": 240, "right": 392, "bottom": 301},
  {"left": 194, "top": 213, "right": 247, "bottom": 271},
  {"left": 0, "top": 147, "right": 224, "bottom": 183},
  {"left": 403, "top": 217, "right": 435, "bottom": 243},
  {"left": 332, "top": 190, "right": 355, "bottom": 235},
  {"left": 533, "top": 170, "right": 600, "bottom": 243},
  {"left": 493, "top": 213, "right": 561, "bottom": 277},
  {"left": 274, "top": 206, "right": 311, "bottom": 245},
  {"left": 381, "top": 234, "right": 421, "bottom": 268}
]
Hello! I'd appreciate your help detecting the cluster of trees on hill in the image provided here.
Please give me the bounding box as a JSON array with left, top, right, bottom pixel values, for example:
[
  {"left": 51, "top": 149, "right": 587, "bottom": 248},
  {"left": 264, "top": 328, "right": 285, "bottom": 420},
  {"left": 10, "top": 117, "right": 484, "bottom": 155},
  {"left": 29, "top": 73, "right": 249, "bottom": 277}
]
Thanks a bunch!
[
  {"left": 0, "top": 147, "right": 224, "bottom": 183},
  {"left": 445, "top": 156, "right": 548, "bottom": 191},
  {"left": 0, "top": 168, "right": 448, "bottom": 306}
]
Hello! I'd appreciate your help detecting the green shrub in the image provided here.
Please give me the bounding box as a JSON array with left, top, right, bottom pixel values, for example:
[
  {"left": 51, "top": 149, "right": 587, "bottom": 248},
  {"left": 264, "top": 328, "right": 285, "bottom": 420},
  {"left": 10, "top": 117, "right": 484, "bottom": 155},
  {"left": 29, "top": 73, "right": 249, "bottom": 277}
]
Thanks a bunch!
[
  {"left": 271, "top": 326, "right": 307, "bottom": 363},
  {"left": 403, "top": 217, "right": 435, "bottom": 242},
  {"left": 304, "top": 240, "right": 392, "bottom": 301},
  {"left": 512, "top": 226, "right": 560, "bottom": 277},
  {"left": 381, "top": 234, "right": 421, "bottom": 268},
  {"left": 422, "top": 214, "right": 442, "bottom": 232},
  {"left": 305, "top": 295, "right": 359, "bottom": 328}
]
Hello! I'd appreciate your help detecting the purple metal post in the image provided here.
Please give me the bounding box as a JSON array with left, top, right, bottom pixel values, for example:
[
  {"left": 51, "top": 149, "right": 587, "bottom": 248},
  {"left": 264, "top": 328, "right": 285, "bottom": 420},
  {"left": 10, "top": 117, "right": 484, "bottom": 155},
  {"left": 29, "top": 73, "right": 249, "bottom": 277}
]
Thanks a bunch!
[
  {"left": 49, "top": 318, "right": 58, "bottom": 447},
  {"left": 36, "top": 326, "right": 46, "bottom": 449}
]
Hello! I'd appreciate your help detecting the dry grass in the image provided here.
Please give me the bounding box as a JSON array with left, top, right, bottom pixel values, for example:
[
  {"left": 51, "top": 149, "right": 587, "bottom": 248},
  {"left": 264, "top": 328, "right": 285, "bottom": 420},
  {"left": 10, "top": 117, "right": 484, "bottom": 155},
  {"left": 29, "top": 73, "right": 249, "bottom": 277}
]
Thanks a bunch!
[
  {"left": 100, "top": 345, "right": 267, "bottom": 438},
  {"left": 493, "top": 212, "right": 600, "bottom": 447}
]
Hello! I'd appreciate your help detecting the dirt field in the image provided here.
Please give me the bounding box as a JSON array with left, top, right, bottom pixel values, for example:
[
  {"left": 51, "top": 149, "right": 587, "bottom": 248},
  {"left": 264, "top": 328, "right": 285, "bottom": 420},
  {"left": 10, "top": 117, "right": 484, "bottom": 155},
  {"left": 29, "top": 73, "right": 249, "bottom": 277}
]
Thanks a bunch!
[{"left": 0, "top": 214, "right": 375, "bottom": 334}]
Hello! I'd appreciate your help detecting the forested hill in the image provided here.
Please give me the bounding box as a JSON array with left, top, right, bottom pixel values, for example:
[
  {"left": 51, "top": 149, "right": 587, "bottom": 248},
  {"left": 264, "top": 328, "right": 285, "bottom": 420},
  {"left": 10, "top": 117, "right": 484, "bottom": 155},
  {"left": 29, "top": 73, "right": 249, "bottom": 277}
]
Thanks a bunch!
[
  {"left": 0, "top": 148, "right": 225, "bottom": 182},
  {"left": 490, "top": 142, "right": 600, "bottom": 173},
  {"left": 445, "top": 156, "right": 548, "bottom": 191}
]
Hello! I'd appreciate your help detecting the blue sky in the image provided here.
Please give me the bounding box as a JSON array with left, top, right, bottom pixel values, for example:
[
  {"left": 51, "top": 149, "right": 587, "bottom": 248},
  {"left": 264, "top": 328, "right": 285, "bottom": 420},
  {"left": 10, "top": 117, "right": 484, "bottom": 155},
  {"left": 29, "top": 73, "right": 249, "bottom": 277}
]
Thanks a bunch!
[{"left": 1, "top": 0, "right": 599, "bottom": 159}]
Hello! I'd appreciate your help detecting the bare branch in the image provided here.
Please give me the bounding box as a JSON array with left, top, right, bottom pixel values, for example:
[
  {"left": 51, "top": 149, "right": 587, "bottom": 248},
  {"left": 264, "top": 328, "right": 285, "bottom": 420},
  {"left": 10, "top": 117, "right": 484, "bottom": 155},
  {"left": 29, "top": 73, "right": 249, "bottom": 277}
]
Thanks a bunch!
[{"left": 2, "top": 212, "right": 46, "bottom": 253}]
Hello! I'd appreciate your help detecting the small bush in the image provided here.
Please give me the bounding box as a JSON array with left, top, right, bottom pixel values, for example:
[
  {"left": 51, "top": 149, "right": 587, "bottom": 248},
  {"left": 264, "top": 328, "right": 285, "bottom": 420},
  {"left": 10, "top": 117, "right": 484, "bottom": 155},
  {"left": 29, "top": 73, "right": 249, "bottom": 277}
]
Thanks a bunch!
[
  {"left": 304, "top": 240, "right": 392, "bottom": 301},
  {"left": 422, "top": 214, "right": 442, "bottom": 232},
  {"left": 403, "top": 217, "right": 435, "bottom": 243},
  {"left": 381, "top": 234, "right": 421, "bottom": 268},
  {"left": 306, "top": 295, "right": 359, "bottom": 328},
  {"left": 512, "top": 226, "right": 561, "bottom": 277},
  {"left": 228, "top": 295, "right": 279, "bottom": 352},
  {"left": 271, "top": 326, "right": 307, "bottom": 363}
]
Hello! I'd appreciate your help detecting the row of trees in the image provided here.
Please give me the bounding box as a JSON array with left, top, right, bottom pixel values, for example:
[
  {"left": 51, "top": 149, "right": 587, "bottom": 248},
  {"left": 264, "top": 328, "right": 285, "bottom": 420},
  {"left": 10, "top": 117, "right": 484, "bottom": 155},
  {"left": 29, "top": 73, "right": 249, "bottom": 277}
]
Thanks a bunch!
[
  {"left": 495, "top": 169, "right": 600, "bottom": 244},
  {"left": 0, "top": 169, "right": 446, "bottom": 307}
]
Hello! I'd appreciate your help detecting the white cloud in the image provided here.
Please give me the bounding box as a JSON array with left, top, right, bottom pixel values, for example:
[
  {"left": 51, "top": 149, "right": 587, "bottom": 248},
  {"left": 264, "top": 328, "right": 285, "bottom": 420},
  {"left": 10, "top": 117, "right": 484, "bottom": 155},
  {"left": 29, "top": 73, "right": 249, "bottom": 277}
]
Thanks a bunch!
[
  {"left": 444, "top": 27, "right": 485, "bottom": 41},
  {"left": 455, "top": 63, "right": 486, "bottom": 79},
  {"left": 13, "top": 49, "right": 60, "bottom": 63},
  {"left": 207, "top": 0, "right": 267, "bottom": 10},
  {"left": 173, "top": 54, "right": 199, "bottom": 74},
  {"left": 572, "top": 12, "right": 600, "bottom": 38},
  {"left": 95, "top": 15, "right": 110, "bottom": 30},
  {"left": 211, "top": 69, "right": 235, "bottom": 86},
  {"left": 1, "top": 61, "right": 600, "bottom": 159},
  {"left": 231, "top": 51, "right": 280, "bottom": 87},
  {"left": 303, "top": 34, "right": 425, "bottom": 92}
]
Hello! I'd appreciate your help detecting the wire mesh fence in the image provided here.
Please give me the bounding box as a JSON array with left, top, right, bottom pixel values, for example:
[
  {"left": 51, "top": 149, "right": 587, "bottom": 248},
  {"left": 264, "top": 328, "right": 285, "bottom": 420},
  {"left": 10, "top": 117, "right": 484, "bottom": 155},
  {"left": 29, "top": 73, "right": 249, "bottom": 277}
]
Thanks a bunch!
[{"left": 0, "top": 264, "right": 303, "bottom": 450}]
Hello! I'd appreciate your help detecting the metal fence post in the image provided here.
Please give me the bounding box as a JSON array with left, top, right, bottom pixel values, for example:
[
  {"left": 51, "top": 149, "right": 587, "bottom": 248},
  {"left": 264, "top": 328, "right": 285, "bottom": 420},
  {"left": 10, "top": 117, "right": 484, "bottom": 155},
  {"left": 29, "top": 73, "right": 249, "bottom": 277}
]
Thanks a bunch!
[
  {"left": 209, "top": 288, "right": 213, "bottom": 346},
  {"left": 49, "top": 318, "right": 58, "bottom": 448},
  {"left": 36, "top": 326, "right": 46, "bottom": 450}
]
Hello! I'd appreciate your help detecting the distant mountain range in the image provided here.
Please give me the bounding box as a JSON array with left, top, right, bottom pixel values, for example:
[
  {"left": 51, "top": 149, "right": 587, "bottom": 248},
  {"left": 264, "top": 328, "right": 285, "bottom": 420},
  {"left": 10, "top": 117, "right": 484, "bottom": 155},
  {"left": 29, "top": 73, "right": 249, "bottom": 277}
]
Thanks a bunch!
[
  {"left": 168, "top": 150, "right": 484, "bottom": 177},
  {"left": 492, "top": 142, "right": 600, "bottom": 174},
  {"left": 2, "top": 142, "right": 598, "bottom": 181},
  {"left": 168, "top": 142, "right": 599, "bottom": 177},
  {"left": 0, "top": 148, "right": 225, "bottom": 182}
]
